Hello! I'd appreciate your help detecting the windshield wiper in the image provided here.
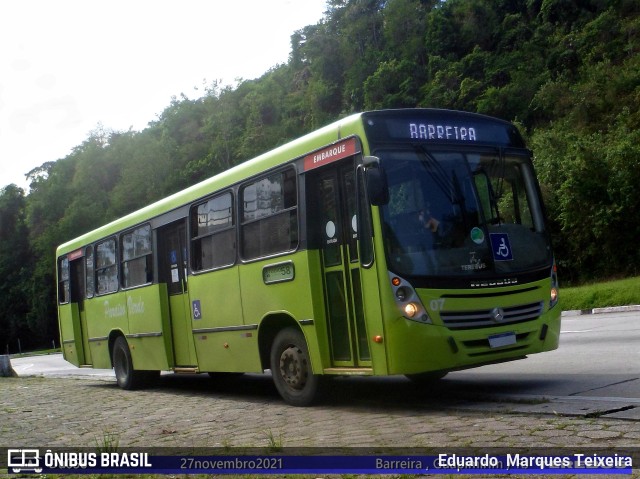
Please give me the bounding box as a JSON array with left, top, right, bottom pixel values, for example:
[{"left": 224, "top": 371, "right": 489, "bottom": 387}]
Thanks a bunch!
[{"left": 412, "top": 145, "right": 463, "bottom": 207}]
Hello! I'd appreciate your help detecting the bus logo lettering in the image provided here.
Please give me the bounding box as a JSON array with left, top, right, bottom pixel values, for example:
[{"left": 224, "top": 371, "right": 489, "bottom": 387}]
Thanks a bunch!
[
  {"left": 127, "top": 296, "right": 145, "bottom": 315},
  {"left": 104, "top": 300, "right": 126, "bottom": 318}
]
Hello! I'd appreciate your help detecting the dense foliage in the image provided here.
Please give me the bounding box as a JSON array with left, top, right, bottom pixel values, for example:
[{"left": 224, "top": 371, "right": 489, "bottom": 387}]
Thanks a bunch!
[{"left": 1, "top": 0, "right": 638, "bottom": 351}]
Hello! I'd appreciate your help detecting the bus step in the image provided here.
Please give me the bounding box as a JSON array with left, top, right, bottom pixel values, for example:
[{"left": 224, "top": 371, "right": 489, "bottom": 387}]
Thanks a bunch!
[
  {"left": 173, "top": 367, "right": 199, "bottom": 374},
  {"left": 323, "top": 367, "right": 373, "bottom": 376}
]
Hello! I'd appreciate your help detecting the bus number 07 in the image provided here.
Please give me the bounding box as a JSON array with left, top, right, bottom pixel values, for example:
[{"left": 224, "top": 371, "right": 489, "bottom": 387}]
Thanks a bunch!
[{"left": 429, "top": 298, "right": 445, "bottom": 311}]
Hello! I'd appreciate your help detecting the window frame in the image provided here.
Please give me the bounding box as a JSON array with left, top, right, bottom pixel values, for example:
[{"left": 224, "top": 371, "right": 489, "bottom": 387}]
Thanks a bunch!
[
  {"left": 120, "top": 223, "right": 154, "bottom": 290},
  {"left": 58, "top": 256, "right": 70, "bottom": 304},
  {"left": 95, "top": 236, "right": 119, "bottom": 296},
  {"left": 190, "top": 190, "right": 237, "bottom": 273},
  {"left": 239, "top": 166, "right": 299, "bottom": 261},
  {"left": 85, "top": 245, "right": 95, "bottom": 299}
]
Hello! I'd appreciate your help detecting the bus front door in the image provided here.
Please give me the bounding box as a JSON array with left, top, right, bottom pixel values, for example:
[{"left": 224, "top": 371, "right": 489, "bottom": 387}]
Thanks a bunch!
[
  {"left": 158, "top": 221, "right": 197, "bottom": 367},
  {"left": 317, "top": 163, "right": 371, "bottom": 368}
]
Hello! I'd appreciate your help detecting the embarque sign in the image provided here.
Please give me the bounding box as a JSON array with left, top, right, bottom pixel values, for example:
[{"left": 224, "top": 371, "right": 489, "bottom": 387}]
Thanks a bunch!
[{"left": 304, "top": 137, "right": 358, "bottom": 171}]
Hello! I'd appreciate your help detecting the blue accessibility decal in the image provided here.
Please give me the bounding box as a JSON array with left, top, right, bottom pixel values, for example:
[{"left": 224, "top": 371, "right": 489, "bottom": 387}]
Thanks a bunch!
[{"left": 490, "top": 233, "right": 513, "bottom": 261}]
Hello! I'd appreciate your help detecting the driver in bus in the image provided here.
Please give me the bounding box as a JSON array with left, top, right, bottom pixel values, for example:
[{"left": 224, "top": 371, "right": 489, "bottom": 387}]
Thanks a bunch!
[{"left": 418, "top": 207, "right": 440, "bottom": 234}]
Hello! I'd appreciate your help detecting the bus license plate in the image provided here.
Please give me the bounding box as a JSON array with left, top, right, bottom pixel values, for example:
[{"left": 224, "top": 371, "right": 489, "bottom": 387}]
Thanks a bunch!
[{"left": 488, "top": 332, "right": 516, "bottom": 348}]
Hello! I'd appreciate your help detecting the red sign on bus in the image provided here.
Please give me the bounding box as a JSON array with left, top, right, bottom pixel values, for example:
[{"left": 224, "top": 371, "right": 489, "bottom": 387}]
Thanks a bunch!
[
  {"left": 304, "top": 138, "right": 358, "bottom": 171},
  {"left": 68, "top": 249, "right": 83, "bottom": 261}
]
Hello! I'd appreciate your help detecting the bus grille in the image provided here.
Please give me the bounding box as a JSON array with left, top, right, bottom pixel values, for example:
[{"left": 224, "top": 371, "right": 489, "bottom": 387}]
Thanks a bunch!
[{"left": 440, "top": 301, "right": 544, "bottom": 330}]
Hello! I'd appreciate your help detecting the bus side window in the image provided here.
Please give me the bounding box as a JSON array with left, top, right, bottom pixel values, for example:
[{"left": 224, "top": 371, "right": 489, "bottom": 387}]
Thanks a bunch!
[
  {"left": 240, "top": 168, "right": 298, "bottom": 260},
  {"left": 191, "top": 192, "right": 236, "bottom": 271},
  {"left": 96, "top": 238, "right": 118, "bottom": 295},
  {"left": 121, "top": 225, "right": 153, "bottom": 288},
  {"left": 85, "top": 246, "right": 94, "bottom": 298},
  {"left": 58, "top": 256, "right": 70, "bottom": 304}
]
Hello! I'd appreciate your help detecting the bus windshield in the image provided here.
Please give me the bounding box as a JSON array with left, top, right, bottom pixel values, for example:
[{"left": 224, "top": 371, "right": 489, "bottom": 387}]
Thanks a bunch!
[{"left": 379, "top": 147, "right": 552, "bottom": 281}]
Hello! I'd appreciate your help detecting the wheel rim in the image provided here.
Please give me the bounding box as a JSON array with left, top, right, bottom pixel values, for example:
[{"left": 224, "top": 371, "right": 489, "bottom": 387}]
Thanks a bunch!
[{"left": 279, "top": 345, "right": 308, "bottom": 391}]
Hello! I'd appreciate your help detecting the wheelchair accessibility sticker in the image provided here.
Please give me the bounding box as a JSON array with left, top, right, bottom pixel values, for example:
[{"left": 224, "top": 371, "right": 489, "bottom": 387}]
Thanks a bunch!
[
  {"left": 490, "top": 233, "right": 513, "bottom": 261},
  {"left": 192, "top": 300, "right": 202, "bottom": 320}
]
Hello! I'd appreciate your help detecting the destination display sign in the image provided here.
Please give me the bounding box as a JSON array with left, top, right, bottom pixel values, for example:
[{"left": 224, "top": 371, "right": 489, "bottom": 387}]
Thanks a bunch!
[
  {"left": 304, "top": 137, "right": 358, "bottom": 171},
  {"left": 363, "top": 110, "right": 525, "bottom": 148},
  {"left": 408, "top": 122, "right": 477, "bottom": 141}
]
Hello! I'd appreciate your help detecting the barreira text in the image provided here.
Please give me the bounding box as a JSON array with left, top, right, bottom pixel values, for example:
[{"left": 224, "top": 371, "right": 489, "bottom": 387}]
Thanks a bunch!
[{"left": 410, "top": 123, "right": 477, "bottom": 141}]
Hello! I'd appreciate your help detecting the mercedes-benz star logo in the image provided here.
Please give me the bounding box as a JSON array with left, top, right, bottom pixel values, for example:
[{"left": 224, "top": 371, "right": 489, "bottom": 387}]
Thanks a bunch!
[{"left": 490, "top": 307, "right": 505, "bottom": 323}]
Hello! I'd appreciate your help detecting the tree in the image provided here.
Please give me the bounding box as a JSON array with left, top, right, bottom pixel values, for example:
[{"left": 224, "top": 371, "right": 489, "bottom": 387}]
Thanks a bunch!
[
  {"left": 0, "top": 185, "right": 32, "bottom": 352},
  {"left": 4, "top": 0, "right": 639, "bottom": 354}
]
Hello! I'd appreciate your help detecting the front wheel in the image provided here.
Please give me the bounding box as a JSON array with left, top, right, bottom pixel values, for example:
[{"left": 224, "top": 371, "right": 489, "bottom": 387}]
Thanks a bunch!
[
  {"left": 270, "top": 328, "right": 322, "bottom": 406},
  {"left": 112, "top": 336, "right": 157, "bottom": 390}
]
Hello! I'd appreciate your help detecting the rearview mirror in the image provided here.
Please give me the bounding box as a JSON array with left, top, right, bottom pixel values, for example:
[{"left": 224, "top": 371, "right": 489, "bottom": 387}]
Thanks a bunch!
[{"left": 364, "top": 157, "right": 389, "bottom": 206}]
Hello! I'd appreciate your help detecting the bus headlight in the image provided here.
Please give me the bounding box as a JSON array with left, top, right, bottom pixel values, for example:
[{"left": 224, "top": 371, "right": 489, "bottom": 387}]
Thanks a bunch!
[
  {"left": 389, "top": 272, "right": 431, "bottom": 324},
  {"left": 404, "top": 303, "right": 419, "bottom": 318},
  {"left": 550, "top": 260, "right": 559, "bottom": 309}
]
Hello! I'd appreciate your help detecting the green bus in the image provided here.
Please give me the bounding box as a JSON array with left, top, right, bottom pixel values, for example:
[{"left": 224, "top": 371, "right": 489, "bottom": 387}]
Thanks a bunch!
[{"left": 56, "top": 108, "right": 560, "bottom": 406}]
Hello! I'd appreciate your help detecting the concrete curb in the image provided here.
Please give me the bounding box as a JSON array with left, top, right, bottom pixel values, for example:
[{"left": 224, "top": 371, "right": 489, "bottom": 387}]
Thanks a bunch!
[
  {"left": 0, "top": 354, "right": 18, "bottom": 377},
  {"left": 562, "top": 304, "right": 640, "bottom": 317}
]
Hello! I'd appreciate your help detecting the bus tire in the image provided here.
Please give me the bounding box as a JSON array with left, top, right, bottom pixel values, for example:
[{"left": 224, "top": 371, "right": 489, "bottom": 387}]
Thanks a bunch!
[
  {"left": 113, "top": 336, "right": 152, "bottom": 390},
  {"left": 270, "top": 328, "right": 321, "bottom": 407}
]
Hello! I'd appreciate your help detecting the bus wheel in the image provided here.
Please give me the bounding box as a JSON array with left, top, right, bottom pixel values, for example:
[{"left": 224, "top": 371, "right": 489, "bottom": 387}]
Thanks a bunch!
[
  {"left": 113, "top": 336, "right": 152, "bottom": 390},
  {"left": 270, "top": 328, "right": 320, "bottom": 406}
]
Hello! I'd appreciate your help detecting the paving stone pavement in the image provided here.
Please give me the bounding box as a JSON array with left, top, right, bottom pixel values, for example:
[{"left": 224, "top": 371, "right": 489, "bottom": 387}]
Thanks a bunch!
[{"left": 1, "top": 376, "right": 639, "bottom": 456}]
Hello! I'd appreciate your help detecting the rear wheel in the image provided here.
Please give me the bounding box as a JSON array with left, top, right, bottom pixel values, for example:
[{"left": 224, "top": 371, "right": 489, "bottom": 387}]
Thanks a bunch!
[
  {"left": 112, "top": 336, "right": 157, "bottom": 389},
  {"left": 270, "top": 328, "right": 321, "bottom": 406}
]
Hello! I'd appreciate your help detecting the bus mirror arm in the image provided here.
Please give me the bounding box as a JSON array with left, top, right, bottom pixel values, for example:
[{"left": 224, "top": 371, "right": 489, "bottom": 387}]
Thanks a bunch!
[
  {"left": 363, "top": 155, "right": 380, "bottom": 167},
  {"left": 362, "top": 157, "right": 389, "bottom": 206}
]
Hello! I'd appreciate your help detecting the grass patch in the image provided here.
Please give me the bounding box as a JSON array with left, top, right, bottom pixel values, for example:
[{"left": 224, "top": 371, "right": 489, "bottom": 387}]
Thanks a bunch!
[
  {"left": 560, "top": 276, "right": 640, "bottom": 311},
  {"left": 262, "top": 428, "right": 284, "bottom": 451},
  {"left": 9, "top": 347, "right": 61, "bottom": 358},
  {"left": 94, "top": 430, "right": 120, "bottom": 453}
]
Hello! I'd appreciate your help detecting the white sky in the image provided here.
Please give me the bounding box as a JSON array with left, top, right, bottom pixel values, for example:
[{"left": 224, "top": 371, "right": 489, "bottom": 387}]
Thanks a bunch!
[{"left": 0, "top": 0, "right": 327, "bottom": 191}]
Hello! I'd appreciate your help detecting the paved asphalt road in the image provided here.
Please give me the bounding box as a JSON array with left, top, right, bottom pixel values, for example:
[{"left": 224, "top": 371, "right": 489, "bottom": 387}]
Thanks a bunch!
[
  {"left": 9, "top": 309, "right": 639, "bottom": 420},
  {"left": 2, "top": 309, "right": 639, "bottom": 476}
]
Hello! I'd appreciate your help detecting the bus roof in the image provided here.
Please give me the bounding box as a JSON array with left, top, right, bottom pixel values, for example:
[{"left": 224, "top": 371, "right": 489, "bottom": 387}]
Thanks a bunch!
[
  {"left": 56, "top": 111, "right": 366, "bottom": 256},
  {"left": 56, "top": 108, "right": 525, "bottom": 256}
]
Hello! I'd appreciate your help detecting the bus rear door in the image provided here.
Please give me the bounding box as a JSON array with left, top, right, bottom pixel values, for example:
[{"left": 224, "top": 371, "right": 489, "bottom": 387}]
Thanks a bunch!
[
  {"left": 69, "top": 257, "right": 92, "bottom": 365},
  {"left": 157, "top": 220, "right": 197, "bottom": 367}
]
